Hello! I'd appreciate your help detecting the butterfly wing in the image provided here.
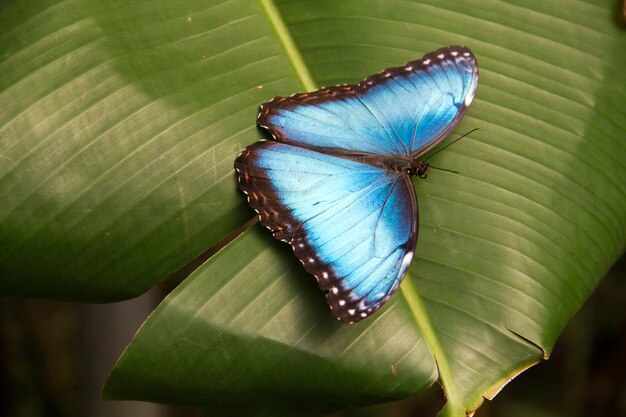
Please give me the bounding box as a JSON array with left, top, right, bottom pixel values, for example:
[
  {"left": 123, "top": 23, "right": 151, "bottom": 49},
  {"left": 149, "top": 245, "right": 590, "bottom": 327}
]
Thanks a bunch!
[
  {"left": 235, "top": 141, "right": 417, "bottom": 322},
  {"left": 258, "top": 45, "right": 478, "bottom": 158}
]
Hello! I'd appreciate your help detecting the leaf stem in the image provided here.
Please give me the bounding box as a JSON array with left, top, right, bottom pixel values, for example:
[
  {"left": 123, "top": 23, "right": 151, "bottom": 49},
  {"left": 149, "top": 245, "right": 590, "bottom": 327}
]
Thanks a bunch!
[{"left": 259, "top": 0, "right": 317, "bottom": 91}]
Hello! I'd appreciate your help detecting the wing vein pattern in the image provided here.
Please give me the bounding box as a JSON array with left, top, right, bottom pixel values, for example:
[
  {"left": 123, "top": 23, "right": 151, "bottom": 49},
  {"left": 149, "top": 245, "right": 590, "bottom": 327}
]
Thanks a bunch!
[{"left": 236, "top": 46, "right": 478, "bottom": 322}]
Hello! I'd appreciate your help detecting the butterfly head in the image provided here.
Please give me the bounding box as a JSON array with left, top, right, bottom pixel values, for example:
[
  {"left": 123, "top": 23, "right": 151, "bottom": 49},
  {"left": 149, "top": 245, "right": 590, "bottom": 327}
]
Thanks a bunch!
[{"left": 415, "top": 161, "right": 430, "bottom": 179}]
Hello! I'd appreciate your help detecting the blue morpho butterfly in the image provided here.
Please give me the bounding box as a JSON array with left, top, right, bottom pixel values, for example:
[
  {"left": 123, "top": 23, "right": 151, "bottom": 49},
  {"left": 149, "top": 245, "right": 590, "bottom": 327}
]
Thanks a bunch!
[{"left": 235, "top": 46, "right": 479, "bottom": 323}]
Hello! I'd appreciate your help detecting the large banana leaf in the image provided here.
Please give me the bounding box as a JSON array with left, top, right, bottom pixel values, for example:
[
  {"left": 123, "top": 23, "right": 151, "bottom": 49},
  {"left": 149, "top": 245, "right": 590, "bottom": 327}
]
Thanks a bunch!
[{"left": 1, "top": 0, "right": 624, "bottom": 416}]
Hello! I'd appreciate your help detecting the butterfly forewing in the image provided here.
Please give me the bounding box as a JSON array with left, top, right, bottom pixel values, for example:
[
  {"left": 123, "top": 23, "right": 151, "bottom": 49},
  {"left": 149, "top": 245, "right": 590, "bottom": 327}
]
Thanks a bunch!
[{"left": 258, "top": 45, "right": 478, "bottom": 158}]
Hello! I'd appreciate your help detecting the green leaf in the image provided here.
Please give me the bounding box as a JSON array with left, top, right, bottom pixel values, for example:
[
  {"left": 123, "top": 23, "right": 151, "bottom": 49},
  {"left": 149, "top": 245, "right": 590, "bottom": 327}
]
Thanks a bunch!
[
  {"left": 106, "top": 226, "right": 438, "bottom": 416},
  {"left": 2, "top": 0, "right": 625, "bottom": 415},
  {"left": 1, "top": 0, "right": 301, "bottom": 299}
]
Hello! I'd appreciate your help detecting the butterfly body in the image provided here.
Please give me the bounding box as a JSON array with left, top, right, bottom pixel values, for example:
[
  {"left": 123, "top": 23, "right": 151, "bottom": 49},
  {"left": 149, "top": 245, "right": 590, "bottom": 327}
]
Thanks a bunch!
[{"left": 235, "top": 46, "right": 478, "bottom": 323}]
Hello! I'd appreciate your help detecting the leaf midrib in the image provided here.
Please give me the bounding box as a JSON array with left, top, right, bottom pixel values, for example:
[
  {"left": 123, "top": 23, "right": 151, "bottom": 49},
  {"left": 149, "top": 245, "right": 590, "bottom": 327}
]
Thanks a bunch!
[
  {"left": 400, "top": 276, "right": 460, "bottom": 408},
  {"left": 259, "top": 0, "right": 316, "bottom": 92}
]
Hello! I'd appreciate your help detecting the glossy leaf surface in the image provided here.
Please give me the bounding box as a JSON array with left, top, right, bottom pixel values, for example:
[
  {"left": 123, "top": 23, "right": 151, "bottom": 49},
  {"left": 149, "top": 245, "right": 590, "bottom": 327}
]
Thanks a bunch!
[{"left": 1, "top": 0, "right": 624, "bottom": 415}]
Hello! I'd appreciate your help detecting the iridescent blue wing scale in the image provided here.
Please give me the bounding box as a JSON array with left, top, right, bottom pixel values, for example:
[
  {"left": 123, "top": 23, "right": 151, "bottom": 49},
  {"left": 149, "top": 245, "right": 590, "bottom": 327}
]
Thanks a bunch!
[
  {"left": 235, "top": 46, "right": 478, "bottom": 322},
  {"left": 235, "top": 142, "right": 417, "bottom": 322},
  {"left": 258, "top": 46, "right": 478, "bottom": 158}
]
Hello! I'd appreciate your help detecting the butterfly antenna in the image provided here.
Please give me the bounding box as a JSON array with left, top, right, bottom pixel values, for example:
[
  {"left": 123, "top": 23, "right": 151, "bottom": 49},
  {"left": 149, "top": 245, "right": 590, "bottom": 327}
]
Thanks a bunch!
[
  {"left": 429, "top": 165, "right": 460, "bottom": 174},
  {"left": 425, "top": 128, "right": 479, "bottom": 162}
]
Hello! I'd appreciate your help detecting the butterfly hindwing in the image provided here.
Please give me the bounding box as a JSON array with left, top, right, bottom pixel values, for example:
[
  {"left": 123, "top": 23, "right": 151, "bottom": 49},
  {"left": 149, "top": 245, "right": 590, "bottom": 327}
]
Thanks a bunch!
[
  {"left": 258, "top": 45, "right": 478, "bottom": 158},
  {"left": 235, "top": 141, "right": 418, "bottom": 322}
]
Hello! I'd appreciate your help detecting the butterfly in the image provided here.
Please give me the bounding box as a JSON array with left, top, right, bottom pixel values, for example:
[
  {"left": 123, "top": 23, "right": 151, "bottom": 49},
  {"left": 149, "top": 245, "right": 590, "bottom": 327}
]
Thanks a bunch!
[{"left": 234, "top": 46, "right": 478, "bottom": 323}]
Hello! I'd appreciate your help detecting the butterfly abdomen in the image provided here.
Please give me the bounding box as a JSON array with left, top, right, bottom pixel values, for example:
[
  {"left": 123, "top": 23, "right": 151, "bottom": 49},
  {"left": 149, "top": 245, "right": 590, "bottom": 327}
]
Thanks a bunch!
[{"left": 351, "top": 154, "right": 417, "bottom": 176}]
